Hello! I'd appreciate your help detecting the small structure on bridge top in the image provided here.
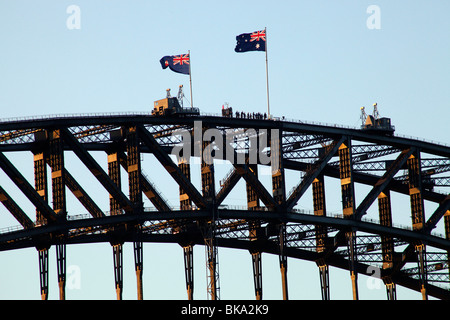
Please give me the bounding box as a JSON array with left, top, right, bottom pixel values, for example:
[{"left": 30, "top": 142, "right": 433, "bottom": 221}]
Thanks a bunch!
[
  {"left": 360, "top": 103, "right": 395, "bottom": 135},
  {"left": 221, "top": 102, "right": 233, "bottom": 118},
  {"left": 152, "top": 86, "right": 199, "bottom": 117}
]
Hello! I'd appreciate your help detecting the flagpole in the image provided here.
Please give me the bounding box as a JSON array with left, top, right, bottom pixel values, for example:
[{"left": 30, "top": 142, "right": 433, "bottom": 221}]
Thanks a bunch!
[
  {"left": 188, "top": 50, "right": 193, "bottom": 108},
  {"left": 265, "top": 27, "right": 270, "bottom": 118}
]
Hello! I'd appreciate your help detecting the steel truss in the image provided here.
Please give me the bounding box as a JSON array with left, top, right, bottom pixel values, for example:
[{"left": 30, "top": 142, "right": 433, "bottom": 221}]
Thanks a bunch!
[{"left": 0, "top": 114, "right": 448, "bottom": 300}]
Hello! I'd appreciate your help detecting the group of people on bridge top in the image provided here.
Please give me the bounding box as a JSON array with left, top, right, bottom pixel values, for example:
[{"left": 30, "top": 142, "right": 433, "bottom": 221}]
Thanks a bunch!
[{"left": 222, "top": 106, "right": 267, "bottom": 120}]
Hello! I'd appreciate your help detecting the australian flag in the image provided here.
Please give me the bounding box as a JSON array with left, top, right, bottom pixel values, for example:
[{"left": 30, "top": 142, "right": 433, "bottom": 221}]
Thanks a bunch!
[
  {"left": 235, "top": 30, "right": 266, "bottom": 53},
  {"left": 160, "top": 53, "right": 190, "bottom": 75}
]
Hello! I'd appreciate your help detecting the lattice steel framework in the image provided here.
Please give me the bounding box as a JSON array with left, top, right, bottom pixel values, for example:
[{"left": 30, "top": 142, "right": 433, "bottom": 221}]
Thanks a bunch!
[{"left": 0, "top": 113, "right": 449, "bottom": 300}]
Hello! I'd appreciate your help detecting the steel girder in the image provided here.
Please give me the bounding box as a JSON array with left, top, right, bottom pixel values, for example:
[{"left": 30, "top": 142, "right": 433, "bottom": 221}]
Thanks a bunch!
[
  {"left": 0, "top": 114, "right": 448, "bottom": 300},
  {"left": 0, "top": 209, "right": 449, "bottom": 297}
]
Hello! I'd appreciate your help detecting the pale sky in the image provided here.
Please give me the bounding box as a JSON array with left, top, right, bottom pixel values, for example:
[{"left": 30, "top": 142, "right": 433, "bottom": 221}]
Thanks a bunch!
[{"left": 0, "top": 0, "right": 448, "bottom": 300}]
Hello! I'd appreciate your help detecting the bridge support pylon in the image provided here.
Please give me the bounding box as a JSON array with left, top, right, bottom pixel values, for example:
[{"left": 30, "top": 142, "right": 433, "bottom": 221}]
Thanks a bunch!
[
  {"left": 317, "top": 262, "right": 330, "bottom": 300},
  {"left": 270, "top": 130, "right": 289, "bottom": 300},
  {"left": 38, "top": 248, "right": 49, "bottom": 300},
  {"left": 178, "top": 155, "right": 196, "bottom": 300},
  {"left": 201, "top": 125, "right": 219, "bottom": 300},
  {"left": 183, "top": 245, "right": 194, "bottom": 300},
  {"left": 338, "top": 140, "right": 359, "bottom": 300},
  {"left": 134, "top": 241, "right": 144, "bottom": 300},
  {"left": 407, "top": 152, "right": 428, "bottom": 300},
  {"left": 384, "top": 278, "right": 397, "bottom": 300},
  {"left": 56, "top": 243, "right": 66, "bottom": 300},
  {"left": 247, "top": 163, "right": 263, "bottom": 300},
  {"left": 112, "top": 243, "right": 123, "bottom": 300}
]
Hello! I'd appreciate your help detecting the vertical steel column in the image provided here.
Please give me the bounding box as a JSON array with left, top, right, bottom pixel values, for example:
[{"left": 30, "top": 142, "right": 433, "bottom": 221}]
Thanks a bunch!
[
  {"left": 246, "top": 164, "right": 260, "bottom": 210},
  {"left": 204, "top": 132, "right": 220, "bottom": 301},
  {"left": 204, "top": 222, "right": 219, "bottom": 300},
  {"left": 444, "top": 210, "right": 450, "bottom": 284},
  {"left": 385, "top": 281, "right": 397, "bottom": 300},
  {"left": 127, "top": 127, "right": 143, "bottom": 212},
  {"left": 346, "top": 231, "right": 359, "bottom": 300},
  {"left": 408, "top": 153, "right": 425, "bottom": 231},
  {"left": 34, "top": 152, "right": 48, "bottom": 226},
  {"left": 201, "top": 126, "right": 219, "bottom": 300},
  {"left": 183, "top": 245, "right": 194, "bottom": 300},
  {"left": 271, "top": 131, "right": 286, "bottom": 206},
  {"left": 313, "top": 174, "right": 330, "bottom": 299},
  {"left": 49, "top": 130, "right": 66, "bottom": 217},
  {"left": 38, "top": 248, "right": 49, "bottom": 300},
  {"left": 445, "top": 210, "right": 450, "bottom": 282},
  {"left": 34, "top": 148, "right": 50, "bottom": 300},
  {"left": 271, "top": 130, "right": 288, "bottom": 300},
  {"left": 179, "top": 156, "right": 195, "bottom": 300},
  {"left": 378, "top": 190, "right": 397, "bottom": 299},
  {"left": 56, "top": 243, "right": 66, "bottom": 300},
  {"left": 407, "top": 152, "right": 428, "bottom": 300},
  {"left": 313, "top": 174, "right": 327, "bottom": 252},
  {"left": 278, "top": 225, "right": 288, "bottom": 300},
  {"left": 201, "top": 136, "right": 216, "bottom": 203},
  {"left": 179, "top": 157, "right": 192, "bottom": 210},
  {"left": 338, "top": 140, "right": 358, "bottom": 300},
  {"left": 247, "top": 163, "right": 262, "bottom": 300},
  {"left": 108, "top": 150, "right": 124, "bottom": 299},
  {"left": 134, "top": 241, "right": 143, "bottom": 300},
  {"left": 112, "top": 244, "right": 123, "bottom": 300},
  {"left": 108, "top": 151, "right": 122, "bottom": 216},
  {"left": 49, "top": 130, "right": 67, "bottom": 300},
  {"left": 416, "top": 244, "right": 428, "bottom": 300},
  {"left": 251, "top": 251, "right": 263, "bottom": 300},
  {"left": 378, "top": 191, "right": 394, "bottom": 269},
  {"left": 339, "top": 141, "right": 355, "bottom": 219},
  {"left": 127, "top": 126, "right": 144, "bottom": 300},
  {"left": 316, "top": 262, "right": 330, "bottom": 300}
]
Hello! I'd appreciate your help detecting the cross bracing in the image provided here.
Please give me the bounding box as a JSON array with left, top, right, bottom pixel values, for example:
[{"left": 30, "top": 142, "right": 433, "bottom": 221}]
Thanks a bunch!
[{"left": 0, "top": 113, "right": 448, "bottom": 300}]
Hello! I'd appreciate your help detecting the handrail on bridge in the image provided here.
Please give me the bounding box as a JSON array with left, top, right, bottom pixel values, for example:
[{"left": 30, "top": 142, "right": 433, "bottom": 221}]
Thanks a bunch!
[
  {"left": 0, "top": 110, "right": 448, "bottom": 148},
  {"left": 0, "top": 205, "right": 446, "bottom": 240}
]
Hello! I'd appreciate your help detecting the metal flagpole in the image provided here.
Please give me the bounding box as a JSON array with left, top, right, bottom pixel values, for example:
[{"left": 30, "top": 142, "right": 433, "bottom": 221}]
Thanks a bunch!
[
  {"left": 188, "top": 50, "right": 193, "bottom": 108},
  {"left": 264, "top": 27, "right": 270, "bottom": 118}
]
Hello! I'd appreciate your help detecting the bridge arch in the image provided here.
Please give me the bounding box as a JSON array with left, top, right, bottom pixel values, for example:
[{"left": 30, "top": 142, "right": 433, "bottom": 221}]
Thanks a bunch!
[{"left": 0, "top": 113, "right": 448, "bottom": 300}]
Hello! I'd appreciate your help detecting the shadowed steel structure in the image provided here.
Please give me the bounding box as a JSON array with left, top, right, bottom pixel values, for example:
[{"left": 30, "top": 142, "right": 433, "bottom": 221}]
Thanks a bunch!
[{"left": 0, "top": 112, "right": 449, "bottom": 300}]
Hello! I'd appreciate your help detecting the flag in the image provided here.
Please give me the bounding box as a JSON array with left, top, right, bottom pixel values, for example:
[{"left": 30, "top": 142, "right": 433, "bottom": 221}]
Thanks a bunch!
[
  {"left": 160, "top": 53, "right": 190, "bottom": 75},
  {"left": 235, "top": 30, "right": 266, "bottom": 53}
]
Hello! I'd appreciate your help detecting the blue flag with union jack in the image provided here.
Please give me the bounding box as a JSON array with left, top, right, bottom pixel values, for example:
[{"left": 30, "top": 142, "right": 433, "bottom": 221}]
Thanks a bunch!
[
  {"left": 160, "top": 53, "right": 190, "bottom": 75},
  {"left": 235, "top": 30, "right": 266, "bottom": 53}
]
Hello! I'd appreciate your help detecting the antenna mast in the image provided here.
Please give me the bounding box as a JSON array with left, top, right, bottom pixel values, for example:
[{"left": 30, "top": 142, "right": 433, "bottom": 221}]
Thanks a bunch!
[
  {"left": 360, "top": 107, "right": 367, "bottom": 126},
  {"left": 177, "top": 85, "right": 184, "bottom": 108},
  {"left": 372, "top": 102, "right": 379, "bottom": 120}
]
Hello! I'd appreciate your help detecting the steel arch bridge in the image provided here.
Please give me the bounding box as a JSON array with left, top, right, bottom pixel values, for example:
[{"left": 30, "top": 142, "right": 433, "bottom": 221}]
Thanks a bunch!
[{"left": 0, "top": 112, "right": 449, "bottom": 300}]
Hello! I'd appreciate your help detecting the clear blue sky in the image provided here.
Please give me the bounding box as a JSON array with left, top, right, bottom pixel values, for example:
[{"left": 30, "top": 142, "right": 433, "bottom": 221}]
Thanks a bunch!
[{"left": 0, "top": 0, "right": 449, "bottom": 300}]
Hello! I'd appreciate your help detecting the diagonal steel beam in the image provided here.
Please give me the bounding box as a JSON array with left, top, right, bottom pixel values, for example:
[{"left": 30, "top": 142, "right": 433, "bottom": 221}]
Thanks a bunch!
[
  {"left": 0, "top": 152, "right": 58, "bottom": 223},
  {"left": 41, "top": 136, "right": 104, "bottom": 219},
  {"left": 116, "top": 151, "right": 171, "bottom": 212},
  {"left": 240, "top": 164, "right": 276, "bottom": 210},
  {"left": 283, "top": 159, "right": 446, "bottom": 203},
  {"left": 387, "top": 198, "right": 450, "bottom": 282},
  {"left": 425, "top": 194, "right": 450, "bottom": 233},
  {"left": 64, "top": 169, "right": 105, "bottom": 218},
  {"left": 286, "top": 137, "right": 345, "bottom": 211},
  {"left": 60, "top": 127, "right": 133, "bottom": 213},
  {"left": 216, "top": 168, "right": 241, "bottom": 206},
  {"left": 0, "top": 185, "right": 34, "bottom": 229},
  {"left": 222, "top": 143, "right": 278, "bottom": 210},
  {"left": 323, "top": 149, "right": 416, "bottom": 259},
  {"left": 354, "top": 148, "right": 415, "bottom": 220},
  {"left": 137, "top": 125, "right": 206, "bottom": 209}
]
